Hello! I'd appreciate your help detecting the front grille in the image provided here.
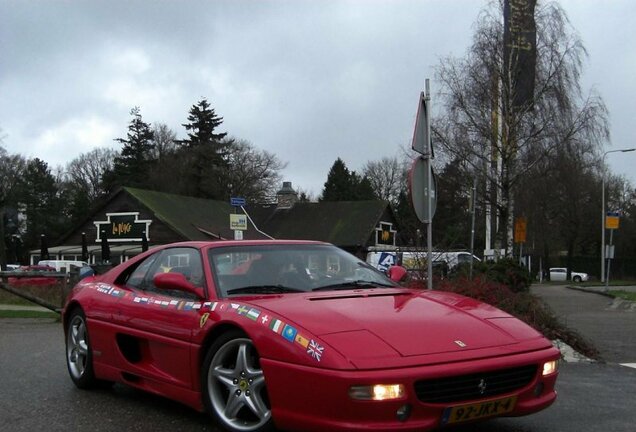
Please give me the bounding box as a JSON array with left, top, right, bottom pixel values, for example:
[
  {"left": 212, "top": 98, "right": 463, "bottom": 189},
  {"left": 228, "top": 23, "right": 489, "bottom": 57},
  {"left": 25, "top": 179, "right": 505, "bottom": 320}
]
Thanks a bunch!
[{"left": 414, "top": 364, "right": 538, "bottom": 404}]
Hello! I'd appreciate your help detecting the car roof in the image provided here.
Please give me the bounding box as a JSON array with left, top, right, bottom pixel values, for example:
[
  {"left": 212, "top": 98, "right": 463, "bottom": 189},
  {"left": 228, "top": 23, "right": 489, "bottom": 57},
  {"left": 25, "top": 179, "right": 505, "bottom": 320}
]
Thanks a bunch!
[{"left": 158, "top": 240, "right": 330, "bottom": 250}]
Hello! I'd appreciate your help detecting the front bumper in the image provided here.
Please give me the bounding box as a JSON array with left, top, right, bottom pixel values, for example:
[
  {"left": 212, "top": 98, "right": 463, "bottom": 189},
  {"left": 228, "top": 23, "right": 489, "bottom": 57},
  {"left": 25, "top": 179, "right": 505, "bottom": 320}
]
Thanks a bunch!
[{"left": 263, "top": 347, "right": 559, "bottom": 432}]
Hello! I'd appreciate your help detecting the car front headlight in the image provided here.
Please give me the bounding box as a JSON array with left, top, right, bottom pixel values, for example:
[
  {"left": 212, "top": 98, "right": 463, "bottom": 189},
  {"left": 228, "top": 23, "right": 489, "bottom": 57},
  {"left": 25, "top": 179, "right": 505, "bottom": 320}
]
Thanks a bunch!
[
  {"left": 542, "top": 360, "right": 558, "bottom": 376},
  {"left": 349, "top": 384, "right": 405, "bottom": 401}
]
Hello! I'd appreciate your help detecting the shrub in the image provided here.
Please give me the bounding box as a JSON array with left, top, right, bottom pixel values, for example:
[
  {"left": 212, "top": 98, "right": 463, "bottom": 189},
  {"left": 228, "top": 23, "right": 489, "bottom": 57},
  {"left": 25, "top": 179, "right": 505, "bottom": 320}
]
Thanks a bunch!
[{"left": 469, "top": 258, "right": 532, "bottom": 293}]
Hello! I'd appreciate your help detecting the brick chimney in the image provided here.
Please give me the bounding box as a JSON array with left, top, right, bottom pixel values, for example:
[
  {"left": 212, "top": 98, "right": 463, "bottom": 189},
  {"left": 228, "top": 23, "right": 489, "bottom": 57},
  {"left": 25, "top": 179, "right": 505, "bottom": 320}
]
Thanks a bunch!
[{"left": 276, "top": 181, "right": 298, "bottom": 209}]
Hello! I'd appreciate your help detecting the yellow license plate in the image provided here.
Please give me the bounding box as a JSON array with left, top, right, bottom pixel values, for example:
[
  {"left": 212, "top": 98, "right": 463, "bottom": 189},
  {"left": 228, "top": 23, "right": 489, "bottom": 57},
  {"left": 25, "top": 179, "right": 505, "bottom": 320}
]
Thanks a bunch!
[{"left": 441, "top": 396, "right": 517, "bottom": 425}]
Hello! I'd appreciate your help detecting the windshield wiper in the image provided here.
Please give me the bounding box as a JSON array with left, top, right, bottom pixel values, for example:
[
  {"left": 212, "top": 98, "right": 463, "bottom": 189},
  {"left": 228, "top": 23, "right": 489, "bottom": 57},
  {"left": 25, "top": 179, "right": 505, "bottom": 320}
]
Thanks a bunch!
[
  {"left": 312, "top": 280, "right": 394, "bottom": 291},
  {"left": 226, "top": 285, "right": 306, "bottom": 295}
]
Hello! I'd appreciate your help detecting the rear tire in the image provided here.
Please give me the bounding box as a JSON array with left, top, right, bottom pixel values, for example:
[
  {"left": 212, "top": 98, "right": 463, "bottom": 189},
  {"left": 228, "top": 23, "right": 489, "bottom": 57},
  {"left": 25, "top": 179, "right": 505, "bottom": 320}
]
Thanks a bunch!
[
  {"left": 202, "top": 330, "right": 274, "bottom": 432},
  {"left": 65, "top": 308, "right": 98, "bottom": 389}
]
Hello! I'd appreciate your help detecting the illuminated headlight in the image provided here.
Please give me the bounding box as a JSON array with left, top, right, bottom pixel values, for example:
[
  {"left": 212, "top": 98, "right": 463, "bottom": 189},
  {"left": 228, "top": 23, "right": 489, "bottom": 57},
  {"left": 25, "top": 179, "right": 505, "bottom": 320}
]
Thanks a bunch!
[
  {"left": 349, "top": 384, "right": 405, "bottom": 401},
  {"left": 542, "top": 360, "right": 558, "bottom": 376}
]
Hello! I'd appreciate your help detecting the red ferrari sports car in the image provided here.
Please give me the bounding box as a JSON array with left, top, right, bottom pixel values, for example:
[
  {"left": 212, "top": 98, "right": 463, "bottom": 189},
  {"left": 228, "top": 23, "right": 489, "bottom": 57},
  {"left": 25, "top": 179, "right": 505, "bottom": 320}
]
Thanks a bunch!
[{"left": 63, "top": 240, "right": 559, "bottom": 432}]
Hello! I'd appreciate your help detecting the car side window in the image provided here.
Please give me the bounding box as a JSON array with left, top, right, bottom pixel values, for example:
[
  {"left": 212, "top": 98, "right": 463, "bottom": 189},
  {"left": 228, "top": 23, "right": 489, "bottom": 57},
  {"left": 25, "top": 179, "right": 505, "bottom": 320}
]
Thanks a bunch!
[
  {"left": 124, "top": 253, "right": 160, "bottom": 289},
  {"left": 143, "top": 247, "right": 205, "bottom": 299}
]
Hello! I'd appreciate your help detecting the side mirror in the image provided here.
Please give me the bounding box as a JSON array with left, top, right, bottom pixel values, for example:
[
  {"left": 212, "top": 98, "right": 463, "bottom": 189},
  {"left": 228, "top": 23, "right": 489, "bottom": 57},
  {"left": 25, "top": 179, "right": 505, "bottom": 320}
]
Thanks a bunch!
[
  {"left": 387, "top": 265, "right": 408, "bottom": 283},
  {"left": 153, "top": 272, "right": 203, "bottom": 298}
]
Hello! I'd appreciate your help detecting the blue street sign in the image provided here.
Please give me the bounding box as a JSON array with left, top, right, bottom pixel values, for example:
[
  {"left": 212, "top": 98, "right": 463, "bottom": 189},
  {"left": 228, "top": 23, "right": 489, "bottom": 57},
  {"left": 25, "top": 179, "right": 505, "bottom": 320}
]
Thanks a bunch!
[{"left": 230, "top": 197, "right": 246, "bottom": 207}]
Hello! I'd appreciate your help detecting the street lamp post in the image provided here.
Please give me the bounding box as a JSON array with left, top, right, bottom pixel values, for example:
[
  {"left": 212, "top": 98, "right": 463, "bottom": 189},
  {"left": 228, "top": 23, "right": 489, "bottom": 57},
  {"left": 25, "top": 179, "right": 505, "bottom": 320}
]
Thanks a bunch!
[{"left": 601, "top": 148, "right": 636, "bottom": 282}]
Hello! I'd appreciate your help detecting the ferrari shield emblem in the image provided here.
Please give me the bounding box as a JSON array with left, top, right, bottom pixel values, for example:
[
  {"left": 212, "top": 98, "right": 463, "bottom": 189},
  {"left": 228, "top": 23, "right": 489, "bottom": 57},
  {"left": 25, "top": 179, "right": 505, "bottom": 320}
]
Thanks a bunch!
[{"left": 200, "top": 312, "right": 210, "bottom": 328}]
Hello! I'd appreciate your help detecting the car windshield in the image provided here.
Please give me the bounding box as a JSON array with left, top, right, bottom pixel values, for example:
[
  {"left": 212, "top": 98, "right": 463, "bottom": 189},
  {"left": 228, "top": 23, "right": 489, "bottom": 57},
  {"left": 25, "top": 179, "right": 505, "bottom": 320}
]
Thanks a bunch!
[{"left": 208, "top": 244, "right": 397, "bottom": 297}]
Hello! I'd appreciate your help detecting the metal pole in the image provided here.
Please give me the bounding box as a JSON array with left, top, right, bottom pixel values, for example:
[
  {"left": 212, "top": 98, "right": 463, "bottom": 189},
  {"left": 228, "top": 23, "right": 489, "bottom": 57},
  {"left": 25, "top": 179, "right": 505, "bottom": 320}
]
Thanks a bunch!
[
  {"left": 469, "top": 177, "right": 477, "bottom": 279},
  {"left": 605, "top": 229, "right": 614, "bottom": 291},
  {"left": 425, "top": 79, "right": 433, "bottom": 290},
  {"left": 600, "top": 150, "right": 613, "bottom": 283}
]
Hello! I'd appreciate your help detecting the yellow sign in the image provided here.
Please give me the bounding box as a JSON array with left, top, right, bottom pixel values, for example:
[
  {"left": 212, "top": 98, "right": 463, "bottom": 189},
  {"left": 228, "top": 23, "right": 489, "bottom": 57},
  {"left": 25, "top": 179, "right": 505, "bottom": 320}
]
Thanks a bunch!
[
  {"left": 514, "top": 217, "right": 527, "bottom": 243},
  {"left": 230, "top": 214, "right": 248, "bottom": 230},
  {"left": 605, "top": 215, "right": 620, "bottom": 230}
]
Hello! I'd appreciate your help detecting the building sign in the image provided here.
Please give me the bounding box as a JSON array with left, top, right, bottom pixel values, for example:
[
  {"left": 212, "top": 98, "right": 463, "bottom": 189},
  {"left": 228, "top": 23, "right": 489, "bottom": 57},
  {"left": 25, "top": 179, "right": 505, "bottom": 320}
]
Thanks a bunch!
[
  {"left": 375, "top": 222, "right": 397, "bottom": 247},
  {"left": 94, "top": 212, "right": 152, "bottom": 242},
  {"left": 230, "top": 214, "right": 248, "bottom": 231}
]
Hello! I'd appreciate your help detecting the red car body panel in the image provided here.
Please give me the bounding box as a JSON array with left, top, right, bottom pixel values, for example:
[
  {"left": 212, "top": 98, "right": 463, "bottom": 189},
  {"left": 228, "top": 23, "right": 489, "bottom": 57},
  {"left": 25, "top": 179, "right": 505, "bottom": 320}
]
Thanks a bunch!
[{"left": 63, "top": 241, "right": 559, "bottom": 431}]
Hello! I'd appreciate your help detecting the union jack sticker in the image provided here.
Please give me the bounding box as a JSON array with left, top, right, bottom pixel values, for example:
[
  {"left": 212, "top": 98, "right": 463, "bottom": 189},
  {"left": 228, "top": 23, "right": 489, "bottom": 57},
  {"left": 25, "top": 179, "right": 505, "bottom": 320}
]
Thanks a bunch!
[{"left": 307, "top": 340, "right": 324, "bottom": 362}]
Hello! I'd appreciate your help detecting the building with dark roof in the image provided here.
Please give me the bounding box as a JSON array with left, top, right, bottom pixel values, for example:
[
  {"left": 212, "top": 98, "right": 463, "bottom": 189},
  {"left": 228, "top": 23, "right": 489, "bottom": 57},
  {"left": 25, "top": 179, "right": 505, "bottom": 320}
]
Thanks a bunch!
[{"left": 31, "top": 183, "right": 400, "bottom": 264}]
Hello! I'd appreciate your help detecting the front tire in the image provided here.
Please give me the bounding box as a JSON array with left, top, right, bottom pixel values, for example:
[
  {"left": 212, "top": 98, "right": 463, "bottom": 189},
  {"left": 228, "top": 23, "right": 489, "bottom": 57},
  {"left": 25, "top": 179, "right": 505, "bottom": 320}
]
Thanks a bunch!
[
  {"left": 202, "top": 330, "right": 273, "bottom": 432},
  {"left": 573, "top": 275, "right": 582, "bottom": 283},
  {"left": 65, "top": 308, "right": 98, "bottom": 389}
]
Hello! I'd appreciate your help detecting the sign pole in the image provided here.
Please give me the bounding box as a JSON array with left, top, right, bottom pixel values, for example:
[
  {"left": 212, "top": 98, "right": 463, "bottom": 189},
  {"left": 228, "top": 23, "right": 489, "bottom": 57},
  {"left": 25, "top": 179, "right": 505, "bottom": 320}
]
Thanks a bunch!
[
  {"left": 230, "top": 197, "right": 248, "bottom": 240},
  {"left": 425, "top": 80, "right": 433, "bottom": 290},
  {"left": 605, "top": 229, "right": 614, "bottom": 291},
  {"left": 409, "top": 80, "right": 436, "bottom": 289}
]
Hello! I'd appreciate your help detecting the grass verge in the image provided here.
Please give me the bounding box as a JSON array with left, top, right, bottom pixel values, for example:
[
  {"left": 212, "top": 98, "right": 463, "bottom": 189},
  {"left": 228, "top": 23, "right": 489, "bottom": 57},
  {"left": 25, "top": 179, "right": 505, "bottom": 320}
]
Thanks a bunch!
[{"left": 608, "top": 290, "right": 636, "bottom": 302}]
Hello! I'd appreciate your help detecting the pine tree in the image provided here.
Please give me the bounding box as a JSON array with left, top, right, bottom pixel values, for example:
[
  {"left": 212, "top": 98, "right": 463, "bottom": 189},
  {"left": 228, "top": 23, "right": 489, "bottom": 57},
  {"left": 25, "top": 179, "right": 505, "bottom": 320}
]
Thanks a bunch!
[
  {"left": 180, "top": 98, "right": 227, "bottom": 147},
  {"left": 112, "top": 107, "right": 155, "bottom": 188},
  {"left": 178, "top": 98, "right": 230, "bottom": 199},
  {"left": 321, "top": 158, "right": 353, "bottom": 201},
  {"left": 19, "top": 158, "right": 65, "bottom": 249},
  {"left": 351, "top": 172, "right": 377, "bottom": 200},
  {"left": 320, "top": 158, "right": 377, "bottom": 201}
]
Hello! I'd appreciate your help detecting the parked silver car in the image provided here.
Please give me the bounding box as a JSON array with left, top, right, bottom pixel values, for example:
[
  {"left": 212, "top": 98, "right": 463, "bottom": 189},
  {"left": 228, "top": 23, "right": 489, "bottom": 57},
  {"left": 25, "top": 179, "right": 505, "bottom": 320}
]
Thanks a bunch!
[{"left": 549, "top": 267, "right": 589, "bottom": 283}]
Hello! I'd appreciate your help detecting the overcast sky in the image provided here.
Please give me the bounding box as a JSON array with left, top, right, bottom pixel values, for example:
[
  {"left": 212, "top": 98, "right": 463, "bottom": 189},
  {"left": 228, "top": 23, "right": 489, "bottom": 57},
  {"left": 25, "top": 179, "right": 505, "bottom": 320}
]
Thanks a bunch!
[{"left": 1, "top": 0, "right": 634, "bottom": 198}]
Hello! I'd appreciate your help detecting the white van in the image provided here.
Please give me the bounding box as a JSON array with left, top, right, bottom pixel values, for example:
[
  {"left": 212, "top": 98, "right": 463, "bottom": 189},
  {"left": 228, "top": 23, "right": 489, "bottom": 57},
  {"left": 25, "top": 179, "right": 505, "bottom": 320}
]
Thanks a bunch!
[
  {"left": 38, "top": 260, "right": 90, "bottom": 274},
  {"left": 366, "top": 251, "right": 480, "bottom": 273}
]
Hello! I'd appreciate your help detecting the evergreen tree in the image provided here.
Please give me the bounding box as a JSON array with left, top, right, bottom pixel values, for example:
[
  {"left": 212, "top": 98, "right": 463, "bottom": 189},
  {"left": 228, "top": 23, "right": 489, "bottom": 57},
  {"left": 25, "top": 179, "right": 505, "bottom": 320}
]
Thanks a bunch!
[
  {"left": 180, "top": 98, "right": 227, "bottom": 147},
  {"left": 432, "top": 158, "right": 475, "bottom": 250},
  {"left": 351, "top": 172, "right": 377, "bottom": 200},
  {"left": 112, "top": 107, "right": 155, "bottom": 188},
  {"left": 321, "top": 158, "right": 354, "bottom": 201},
  {"left": 19, "top": 158, "right": 65, "bottom": 249},
  {"left": 178, "top": 98, "right": 230, "bottom": 199},
  {"left": 320, "top": 158, "right": 377, "bottom": 201},
  {"left": 0, "top": 146, "right": 26, "bottom": 266},
  {"left": 394, "top": 189, "right": 423, "bottom": 247}
]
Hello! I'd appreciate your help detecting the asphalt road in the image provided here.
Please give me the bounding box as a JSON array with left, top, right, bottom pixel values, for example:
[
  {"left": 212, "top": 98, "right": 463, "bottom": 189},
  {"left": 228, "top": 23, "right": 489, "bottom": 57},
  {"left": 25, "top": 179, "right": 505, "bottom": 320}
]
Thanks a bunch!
[
  {"left": 531, "top": 284, "right": 636, "bottom": 364},
  {"left": 1, "top": 285, "right": 636, "bottom": 432}
]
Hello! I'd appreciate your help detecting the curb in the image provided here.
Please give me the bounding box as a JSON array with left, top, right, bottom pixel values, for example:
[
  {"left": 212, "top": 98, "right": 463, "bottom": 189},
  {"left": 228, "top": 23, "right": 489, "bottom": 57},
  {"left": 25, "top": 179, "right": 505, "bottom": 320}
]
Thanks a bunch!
[{"left": 565, "top": 285, "right": 615, "bottom": 299}]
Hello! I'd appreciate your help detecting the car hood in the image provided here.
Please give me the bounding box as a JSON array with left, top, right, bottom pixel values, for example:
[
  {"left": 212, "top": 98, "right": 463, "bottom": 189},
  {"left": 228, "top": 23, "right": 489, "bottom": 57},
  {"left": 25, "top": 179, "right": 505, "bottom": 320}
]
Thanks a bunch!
[{"left": 250, "top": 289, "right": 543, "bottom": 360}]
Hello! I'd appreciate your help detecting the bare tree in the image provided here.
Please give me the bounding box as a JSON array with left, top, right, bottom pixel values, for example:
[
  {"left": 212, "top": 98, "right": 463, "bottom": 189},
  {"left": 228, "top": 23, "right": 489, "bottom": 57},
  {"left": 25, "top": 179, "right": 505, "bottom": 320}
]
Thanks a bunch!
[
  {"left": 225, "top": 138, "right": 287, "bottom": 204},
  {"left": 362, "top": 156, "right": 408, "bottom": 205},
  {"left": 151, "top": 123, "right": 177, "bottom": 162},
  {"left": 64, "top": 147, "right": 118, "bottom": 201},
  {"left": 434, "top": 1, "right": 608, "bottom": 255}
]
